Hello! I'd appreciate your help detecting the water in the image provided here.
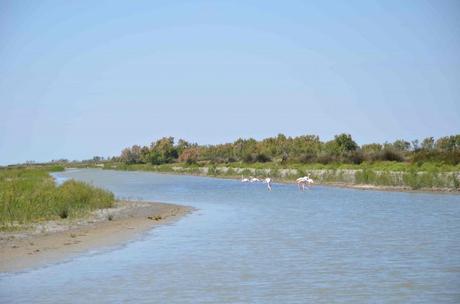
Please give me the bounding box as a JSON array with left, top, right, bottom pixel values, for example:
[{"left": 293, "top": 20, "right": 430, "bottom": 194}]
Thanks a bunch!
[{"left": 1, "top": 169, "right": 460, "bottom": 303}]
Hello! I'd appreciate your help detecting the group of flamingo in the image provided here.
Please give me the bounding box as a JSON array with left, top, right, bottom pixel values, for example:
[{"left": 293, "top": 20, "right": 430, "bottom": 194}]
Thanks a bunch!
[
  {"left": 295, "top": 175, "right": 314, "bottom": 191},
  {"left": 241, "top": 176, "right": 272, "bottom": 191},
  {"left": 241, "top": 174, "right": 314, "bottom": 191}
]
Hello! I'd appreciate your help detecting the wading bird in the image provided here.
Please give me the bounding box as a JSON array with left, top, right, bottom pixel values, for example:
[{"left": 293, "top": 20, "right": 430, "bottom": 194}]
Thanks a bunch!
[
  {"left": 296, "top": 175, "right": 314, "bottom": 191},
  {"left": 263, "top": 177, "right": 272, "bottom": 191}
]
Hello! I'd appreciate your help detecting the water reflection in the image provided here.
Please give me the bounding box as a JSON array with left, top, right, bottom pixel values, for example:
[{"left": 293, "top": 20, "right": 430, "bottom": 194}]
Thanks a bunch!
[{"left": 1, "top": 169, "right": 459, "bottom": 303}]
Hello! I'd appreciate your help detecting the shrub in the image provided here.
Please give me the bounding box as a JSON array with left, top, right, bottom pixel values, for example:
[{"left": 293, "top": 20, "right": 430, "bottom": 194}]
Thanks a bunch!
[
  {"left": 378, "top": 149, "right": 404, "bottom": 162},
  {"left": 255, "top": 153, "right": 271, "bottom": 163},
  {"left": 349, "top": 151, "right": 365, "bottom": 164}
]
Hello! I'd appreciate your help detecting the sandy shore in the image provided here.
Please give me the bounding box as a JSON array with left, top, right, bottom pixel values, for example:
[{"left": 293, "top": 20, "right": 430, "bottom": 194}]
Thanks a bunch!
[
  {"left": 314, "top": 182, "right": 459, "bottom": 194},
  {"left": 0, "top": 200, "right": 192, "bottom": 273}
]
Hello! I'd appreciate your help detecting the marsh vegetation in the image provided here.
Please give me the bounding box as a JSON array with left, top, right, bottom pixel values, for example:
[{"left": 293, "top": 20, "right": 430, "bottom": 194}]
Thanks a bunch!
[
  {"left": 0, "top": 166, "right": 114, "bottom": 230},
  {"left": 106, "top": 134, "right": 459, "bottom": 191}
]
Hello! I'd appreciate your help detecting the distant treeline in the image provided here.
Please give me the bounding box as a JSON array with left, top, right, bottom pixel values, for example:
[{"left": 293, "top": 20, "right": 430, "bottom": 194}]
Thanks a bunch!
[{"left": 115, "top": 134, "right": 460, "bottom": 166}]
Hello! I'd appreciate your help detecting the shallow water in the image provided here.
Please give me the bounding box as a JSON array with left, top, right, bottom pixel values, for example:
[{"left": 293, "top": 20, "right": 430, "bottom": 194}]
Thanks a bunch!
[{"left": 1, "top": 169, "right": 460, "bottom": 303}]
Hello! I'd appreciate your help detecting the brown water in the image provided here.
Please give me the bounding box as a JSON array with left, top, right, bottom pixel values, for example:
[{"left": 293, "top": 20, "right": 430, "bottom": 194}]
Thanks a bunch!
[{"left": 1, "top": 169, "right": 460, "bottom": 303}]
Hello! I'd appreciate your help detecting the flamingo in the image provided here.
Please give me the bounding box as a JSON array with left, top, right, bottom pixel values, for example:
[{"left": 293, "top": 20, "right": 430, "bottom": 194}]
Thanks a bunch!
[
  {"left": 263, "top": 177, "right": 272, "bottom": 191},
  {"left": 296, "top": 175, "right": 314, "bottom": 191},
  {"left": 296, "top": 177, "right": 305, "bottom": 191},
  {"left": 250, "top": 177, "right": 260, "bottom": 183},
  {"left": 296, "top": 177, "right": 308, "bottom": 191},
  {"left": 241, "top": 175, "right": 249, "bottom": 183}
]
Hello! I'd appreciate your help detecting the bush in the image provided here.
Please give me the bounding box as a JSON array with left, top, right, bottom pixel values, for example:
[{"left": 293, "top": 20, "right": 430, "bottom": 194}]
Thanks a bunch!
[
  {"left": 403, "top": 170, "right": 421, "bottom": 189},
  {"left": 355, "top": 169, "right": 376, "bottom": 184},
  {"left": 348, "top": 151, "right": 365, "bottom": 164},
  {"left": 317, "top": 154, "right": 335, "bottom": 164},
  {"left": 255, "top": 153, "right": 271, "bottom": 163},
  {"left": 378, "top": 149, "right": 404, "bottom": 162},
  {"left": 178, "top": 147, "right": 199, "bottom": 165},
  {"left": 298, "top": 153, "right": 316, "bottom": 163}
]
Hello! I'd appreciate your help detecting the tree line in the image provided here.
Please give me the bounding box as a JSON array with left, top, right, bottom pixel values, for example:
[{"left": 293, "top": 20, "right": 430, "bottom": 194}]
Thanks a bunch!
[{"left": 117, "top": 134, "right": 460, "bottom": 166}]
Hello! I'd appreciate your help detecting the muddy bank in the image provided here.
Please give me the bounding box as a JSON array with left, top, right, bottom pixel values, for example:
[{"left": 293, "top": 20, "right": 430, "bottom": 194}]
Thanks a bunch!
[{"left": 0, "top": 200, "right": 192, "bottom": 273}]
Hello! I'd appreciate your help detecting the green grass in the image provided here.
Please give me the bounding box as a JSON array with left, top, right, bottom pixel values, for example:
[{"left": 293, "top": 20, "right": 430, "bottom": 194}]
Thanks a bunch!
[
  {"left": 222, "top": 160, "right": 460, "bottom": 172},
  {"left": 98, "top": 161, "right": 459, "bottom": 191},
  {"left": 0, "top": 166, "right": 114, "bottom": 230}
]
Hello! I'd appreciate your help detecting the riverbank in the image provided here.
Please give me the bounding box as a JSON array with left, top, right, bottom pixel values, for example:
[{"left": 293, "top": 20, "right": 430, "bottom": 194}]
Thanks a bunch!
[
  {"left": 0, "top": 200, "right": 192, "bottom": 273},
  {"left": 99, "top": 163, "right": 460, "bottom": 194},
  {"left": 318, "top": 182, "right": 459, "bottom": 194}
]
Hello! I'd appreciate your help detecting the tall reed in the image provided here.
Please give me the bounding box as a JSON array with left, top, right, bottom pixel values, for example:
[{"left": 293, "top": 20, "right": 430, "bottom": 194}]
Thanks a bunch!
[{"left": 0, "top": 167, "right": 114, "bottom": 230}]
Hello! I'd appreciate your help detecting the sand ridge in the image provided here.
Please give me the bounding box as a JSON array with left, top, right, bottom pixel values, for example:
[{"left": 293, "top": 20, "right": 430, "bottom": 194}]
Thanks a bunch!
[{"left": 0, "top": 200, "right": 192, "bottom": 273}]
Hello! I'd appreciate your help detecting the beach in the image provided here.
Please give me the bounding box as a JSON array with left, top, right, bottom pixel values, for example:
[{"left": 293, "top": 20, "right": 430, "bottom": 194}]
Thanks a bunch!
[{"left": 0, "top": 200, "right": 192, "bottom": 273}]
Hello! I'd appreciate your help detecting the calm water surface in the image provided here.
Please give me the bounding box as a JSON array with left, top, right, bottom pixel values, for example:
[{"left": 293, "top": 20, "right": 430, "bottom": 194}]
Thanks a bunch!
[{"left": 1, "top": 169, "right": 460, "bottom": 303}]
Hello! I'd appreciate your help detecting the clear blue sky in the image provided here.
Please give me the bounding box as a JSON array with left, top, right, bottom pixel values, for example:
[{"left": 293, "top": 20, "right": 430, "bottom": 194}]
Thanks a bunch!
[{"left": 1, "top": 0, "right": 459, "bottom": 165}]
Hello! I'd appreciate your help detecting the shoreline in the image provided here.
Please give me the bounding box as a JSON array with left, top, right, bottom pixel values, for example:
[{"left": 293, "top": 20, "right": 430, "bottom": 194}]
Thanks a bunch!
[
  {"left": 314, "top": 182, "right": 460, "bottom": 195},
  {"left": 103, "top": 168, "right": 460, "bottom": 195},
  {"left": 0, "top": 200, "right": 193, "bottom": 273}
]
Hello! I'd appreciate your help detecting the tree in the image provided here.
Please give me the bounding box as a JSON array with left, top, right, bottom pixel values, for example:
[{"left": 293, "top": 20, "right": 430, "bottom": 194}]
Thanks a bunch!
[
  {"left": 140, "top": 146, "right": 150, "bottom": 163},
  {"left": 291, "top": 135, "right": 321, "bottom": 162},
  {"left": 179, "top": 147, "right": 200, "bottom": 164},
  {"left": 149, "top": 137, "right": 178, "bottom": 164},
  {"left": 176, "top": 139, "right": 191, "bottom": 156},
  {"left": 361, "top": 143, "right": 382, "bottom": 154},
  {"left": 118, "top": 133, "right": 459, "bottom": 167},
  {"left": 120, "top": 145, "right": 142, "bottom": 164},
  {"left": 436, "top": 135, "right": 460, "bottom": 152},
  {"left": 421, "top": 137, "right": 435, "bottom": 151},
  {"left": 393, "top": 140, "right": 411, "bottom": 152},
  {"left": 119, "top": 148, "right": 131, "bottom": 163},
  {"left": 334, "top": 134, "right": 358, "bottom": 153}
]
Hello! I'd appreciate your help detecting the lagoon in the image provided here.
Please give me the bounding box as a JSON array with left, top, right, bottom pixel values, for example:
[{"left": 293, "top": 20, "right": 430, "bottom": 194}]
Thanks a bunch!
[{"left": 1, "top": 169, "right": 460, "bottom": 303}]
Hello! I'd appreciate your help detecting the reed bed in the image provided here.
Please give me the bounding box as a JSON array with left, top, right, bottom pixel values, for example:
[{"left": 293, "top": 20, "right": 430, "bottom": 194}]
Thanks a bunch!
[{"left": 0, "top": 167, "right": 114, "bottom": 230}]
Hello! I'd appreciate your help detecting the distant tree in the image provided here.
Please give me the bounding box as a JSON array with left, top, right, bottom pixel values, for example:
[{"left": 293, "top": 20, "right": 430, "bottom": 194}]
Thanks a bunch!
[
  {"left": 393, "top": 139, "right": 411, "bottom": 152},
  {"left": 361, "top": 143, "right": 382, "bottom": 154},
  {"left": 334, "top": 134, "right": 358, "bottom": 153},
  {"left": 92, "top": 156, "right": 104, "bottom": 162},
  {"left": 140, "top": 146, "right": 150, "bottom": 163},
  {"left": 176, "top": 139, "right": 191, "bottom": 156},
  {"left": 149, "top": 137, "right": 178, "bottom": 164},
  {"left": 421, "top": 137, "right": 435, "bottom": 151},
  {"left": 291, "top": 135, "right": 321, "bottom": 162},
  {"left": 179, "top": 147, "right": 200, "bottom": 164},
  {"left": 361, "top": 143, "right": 383, "bottom": 162},
  {"left": 436, "top": 135, "right": 460, "bottom": 152},
  {"left": 232, "top": 138, "right": 258, "bottom": 162},
  {"left": 322, "top": 134, "right": 358, "bottom": 162},
  {"left": 117, "top": 133, "right": 460, "bottom": 166},
  {"left": 324, "top": 140, "right": 340, "bottom": 157},
  {"left": 120, "top": 149, "right": 131, "bottom": 163},
  {"left": 411, "top": 140, "right": 420, "bottom": 151},
  {"left": 120, "top": 146, "right": 141, "bottom": 164}
]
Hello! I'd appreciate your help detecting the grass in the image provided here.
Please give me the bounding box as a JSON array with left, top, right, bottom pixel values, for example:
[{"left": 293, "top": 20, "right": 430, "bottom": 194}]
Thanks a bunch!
[
  {"left": 98, "top": 161, "right": 460, "bottom": 191},
  {"left": 0, "top": 166, "right": 114, "bottom": 230},
  {"left": 57, "top": 159, "right": 459, "bottom": 190}
]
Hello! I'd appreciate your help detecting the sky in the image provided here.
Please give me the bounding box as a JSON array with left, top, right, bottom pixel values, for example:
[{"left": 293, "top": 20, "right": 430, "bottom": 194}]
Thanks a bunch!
[{"left": 1, "top": 0, "right": 459, "bottom": 165}]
